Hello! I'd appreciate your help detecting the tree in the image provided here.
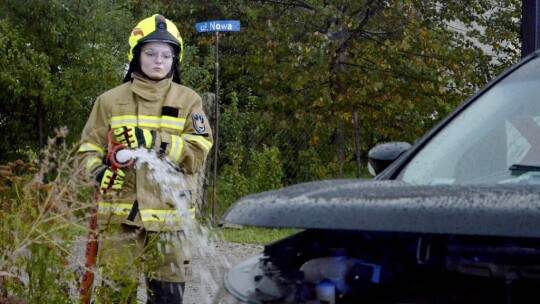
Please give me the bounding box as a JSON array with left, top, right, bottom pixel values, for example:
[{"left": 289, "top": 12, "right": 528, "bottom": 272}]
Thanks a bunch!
[
  {"left": 0, "top": 0, "right": 133, "bottom": 161},
  {"left": 198, "top": 0, "right": 520, "bottom": 178}
]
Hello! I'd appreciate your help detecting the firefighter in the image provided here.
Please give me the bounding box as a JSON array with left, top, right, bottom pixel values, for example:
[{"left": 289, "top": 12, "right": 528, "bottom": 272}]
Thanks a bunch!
[{"left": 77, "top": 14, "right": 213, "bottom": 303}]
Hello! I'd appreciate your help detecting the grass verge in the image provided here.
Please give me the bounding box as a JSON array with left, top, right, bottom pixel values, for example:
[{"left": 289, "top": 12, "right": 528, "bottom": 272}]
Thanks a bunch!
[{"left": 218, "top": 225, "right": 301, "bottom": 245}]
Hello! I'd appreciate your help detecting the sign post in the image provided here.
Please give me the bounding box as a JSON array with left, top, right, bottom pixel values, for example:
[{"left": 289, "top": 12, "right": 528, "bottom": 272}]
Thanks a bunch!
[{"left": 196, "top": 20, "right": 240, "bottom": 219}]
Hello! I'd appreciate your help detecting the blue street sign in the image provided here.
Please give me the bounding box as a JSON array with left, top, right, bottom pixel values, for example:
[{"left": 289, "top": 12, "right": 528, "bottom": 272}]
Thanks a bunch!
[{"left": 195, "top": 20, "right": 241, "bottom": 33}]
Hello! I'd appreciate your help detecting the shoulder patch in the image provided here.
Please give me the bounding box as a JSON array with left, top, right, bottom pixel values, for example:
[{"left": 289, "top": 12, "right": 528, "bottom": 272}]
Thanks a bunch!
[{"left": 192, "top": 114, "right": 206, "bottom": 133}]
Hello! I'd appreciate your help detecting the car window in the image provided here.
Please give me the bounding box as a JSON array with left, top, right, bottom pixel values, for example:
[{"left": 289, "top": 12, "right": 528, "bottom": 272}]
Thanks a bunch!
[{"left": 398, "top": 56, "right": 540, "bottom": 185}]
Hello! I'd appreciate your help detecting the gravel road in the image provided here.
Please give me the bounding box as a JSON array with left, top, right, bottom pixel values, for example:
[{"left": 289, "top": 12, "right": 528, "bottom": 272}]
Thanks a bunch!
[
  {"left": 184, "top": 241, "right": 263, "bottom": 304},
  {"left": 73, "top": 236, "right": 263, "bottom": 304}
]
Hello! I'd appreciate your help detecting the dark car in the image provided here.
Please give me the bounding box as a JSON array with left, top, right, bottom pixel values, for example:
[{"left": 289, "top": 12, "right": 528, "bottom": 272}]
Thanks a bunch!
[{"left": 215, "top": 50, "right": 540, "bottom": 304}]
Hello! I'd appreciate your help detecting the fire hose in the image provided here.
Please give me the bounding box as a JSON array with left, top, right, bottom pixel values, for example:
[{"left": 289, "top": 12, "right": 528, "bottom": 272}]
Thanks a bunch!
[{"left": 80, "top": 130, "right": 134, "bottom": 304}]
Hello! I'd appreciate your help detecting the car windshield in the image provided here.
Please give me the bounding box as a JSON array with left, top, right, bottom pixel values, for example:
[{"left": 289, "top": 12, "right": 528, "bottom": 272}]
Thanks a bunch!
[{"left": 398, "top": 56, "right": 540, "bottom": 185}]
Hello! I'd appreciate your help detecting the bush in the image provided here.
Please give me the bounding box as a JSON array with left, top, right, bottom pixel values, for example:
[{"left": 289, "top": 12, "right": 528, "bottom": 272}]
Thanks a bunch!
[{"left": 0, "top": 130, "right": 87, "bottom": 303}]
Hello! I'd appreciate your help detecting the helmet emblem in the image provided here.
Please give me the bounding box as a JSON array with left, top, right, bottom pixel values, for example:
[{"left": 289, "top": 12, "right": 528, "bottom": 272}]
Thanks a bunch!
[
  {"left": 132, "top": 28, "right": 144, "bottom": 37},
  {"left": 156, "top": 15, "right": 167, "bottom": 30}
]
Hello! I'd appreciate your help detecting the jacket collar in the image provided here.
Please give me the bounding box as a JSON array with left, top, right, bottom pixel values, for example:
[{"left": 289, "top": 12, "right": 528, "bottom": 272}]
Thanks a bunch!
[{"left": 130, "top": 72, "right": 172, "bottom": 101}]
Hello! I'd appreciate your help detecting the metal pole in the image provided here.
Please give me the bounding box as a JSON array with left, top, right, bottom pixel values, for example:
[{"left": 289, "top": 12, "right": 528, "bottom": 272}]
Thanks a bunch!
[
  {"left": 212, "top": 31, "right": 220, "bottom": 219},
  {"left": 353, "top": 111, "right": 361, "bottom": 178}
]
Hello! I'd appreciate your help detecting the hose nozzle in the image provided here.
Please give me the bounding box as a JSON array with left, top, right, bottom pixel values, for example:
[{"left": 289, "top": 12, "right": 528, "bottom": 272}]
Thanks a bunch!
[{"left": 110, "top": 145, "right": 134, "bottom": 168}]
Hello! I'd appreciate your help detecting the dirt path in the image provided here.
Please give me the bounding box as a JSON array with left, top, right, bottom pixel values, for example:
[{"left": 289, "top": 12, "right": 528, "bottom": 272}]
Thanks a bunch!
[
  {"left": 184, "top": 241, "right": 263, "bottom": 303},
  {"left": 73, "top": 236, "right": 262, "bottom": 303}
]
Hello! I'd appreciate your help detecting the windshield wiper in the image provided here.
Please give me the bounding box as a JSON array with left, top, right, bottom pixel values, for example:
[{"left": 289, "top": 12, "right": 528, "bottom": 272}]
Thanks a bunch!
[{"left": 509, "top": 164, "right": 540, "bottom": 175}]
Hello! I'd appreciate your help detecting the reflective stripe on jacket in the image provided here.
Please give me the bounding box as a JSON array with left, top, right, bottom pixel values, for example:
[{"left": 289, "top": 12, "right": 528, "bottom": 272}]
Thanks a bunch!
[{"left": 98, "top": 201, "right": 196, "bottom": 222}]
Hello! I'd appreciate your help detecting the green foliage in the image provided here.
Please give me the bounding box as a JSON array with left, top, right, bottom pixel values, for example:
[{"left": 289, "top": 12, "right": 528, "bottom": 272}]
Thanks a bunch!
[
  {"left": 182, "top": 45, "right": 215, "bottom": 93},
  {"left": 247, "top": 145, "right": 283, "bottom": 193},
  {"left": 0, "top": 0, "right": 135, "bottom": 159},
  {"left": 213, "top": 98, "right": 284, "bottom": 214},
  {"left": 215, "top": 162, "right": 250, "bottom": 216},
  {"left": 219, "top": 0, "right": 519, "bottom": 143},
  {"left": 0, "top": 133, "right": 85, "bottom": 303},
  {"left": 296, "top": 149, "right": 339, "bottom": 182}
]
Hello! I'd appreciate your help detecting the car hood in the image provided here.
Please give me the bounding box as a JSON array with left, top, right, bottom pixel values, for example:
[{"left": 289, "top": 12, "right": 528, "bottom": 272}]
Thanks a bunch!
[{"left": 221, "top": 179, "right": 540, "bottom": 238}]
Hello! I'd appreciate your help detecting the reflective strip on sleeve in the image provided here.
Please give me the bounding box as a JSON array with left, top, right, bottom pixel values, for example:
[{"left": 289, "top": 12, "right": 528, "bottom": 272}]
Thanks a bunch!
[
  {"left": 78, "top": 142, "right": 105, "bottom": 156},
  {"left": 160, "top": 116, "right": 185, "bottom": 131},
  {"left": 98, "top": 202, "right": 134, "bottom": 216},
  {"left": 109, "top": 115, "right": 138, "bottom": 129},
  {"left": 182, "top": 134, "right": 213, "bottom": 153},
  {"left": 85, "top": 157, "right": 102, "bottom": 172},
  {"left": 168, "top": 135, "right": 183, "bottom": 162}
]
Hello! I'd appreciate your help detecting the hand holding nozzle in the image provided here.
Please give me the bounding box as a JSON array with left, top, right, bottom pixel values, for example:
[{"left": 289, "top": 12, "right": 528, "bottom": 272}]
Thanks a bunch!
[
  {"left": 113, "top": 126, "right": 156, "bottom": 149},
  {"left": 95, "top": 166, "right": 125, "bottom": 195},
  {"left": 107, "top": 130, "right": 135, "bottom": 169}
]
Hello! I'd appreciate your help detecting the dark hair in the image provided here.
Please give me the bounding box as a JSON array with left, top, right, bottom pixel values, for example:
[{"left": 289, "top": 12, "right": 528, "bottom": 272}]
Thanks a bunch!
[{"left": 123, "top": 44, "right": 182, "bottom": 84}]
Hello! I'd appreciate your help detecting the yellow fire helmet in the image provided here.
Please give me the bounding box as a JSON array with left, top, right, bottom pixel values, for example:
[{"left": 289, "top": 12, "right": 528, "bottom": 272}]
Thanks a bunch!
[{"left": 128, "top": 14, "right": 184, "bottom": 63}]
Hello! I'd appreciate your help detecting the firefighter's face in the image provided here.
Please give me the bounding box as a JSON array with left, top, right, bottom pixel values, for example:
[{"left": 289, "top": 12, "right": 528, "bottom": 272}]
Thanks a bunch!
[{"left": 140, "top": 42, "right": 174, "bottom": 80}]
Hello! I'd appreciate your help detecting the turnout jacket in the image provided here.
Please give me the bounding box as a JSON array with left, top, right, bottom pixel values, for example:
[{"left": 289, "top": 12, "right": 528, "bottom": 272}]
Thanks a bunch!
[{"left": 77, "top": 73, "right": 213, "bottom": 231}]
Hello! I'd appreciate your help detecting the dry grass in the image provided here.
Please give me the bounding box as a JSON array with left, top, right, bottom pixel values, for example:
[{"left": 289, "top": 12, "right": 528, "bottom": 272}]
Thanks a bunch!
[{"left": 0, "top": 128, "right": 92, "bottom": 303}]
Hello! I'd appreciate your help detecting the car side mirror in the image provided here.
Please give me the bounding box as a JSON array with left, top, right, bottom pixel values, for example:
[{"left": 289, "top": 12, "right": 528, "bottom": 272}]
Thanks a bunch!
[{"left": 368, "top": 142, "right": 411, "bottom": 176}]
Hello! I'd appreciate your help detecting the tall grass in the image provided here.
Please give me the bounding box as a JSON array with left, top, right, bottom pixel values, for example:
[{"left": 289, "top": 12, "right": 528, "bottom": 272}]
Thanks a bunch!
[
  {"left": 0, "top": 128, "right": 90, "bottom": 303},
  {"left": 0, "top": 128, "right": 298, "bottom": 303}
]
